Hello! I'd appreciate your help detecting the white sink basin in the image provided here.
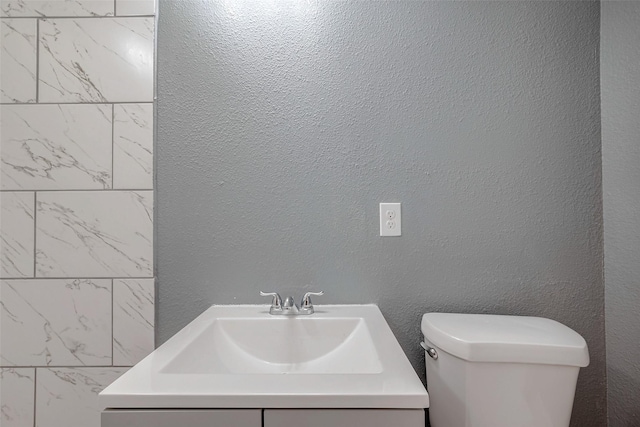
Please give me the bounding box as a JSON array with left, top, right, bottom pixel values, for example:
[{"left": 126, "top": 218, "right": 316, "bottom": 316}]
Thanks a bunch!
[
  {"left": 100, "top": 305, "right": 429, "bottom": 409},
  {"left": 162, "top": 317, "right": 382, "bottom": 374}
]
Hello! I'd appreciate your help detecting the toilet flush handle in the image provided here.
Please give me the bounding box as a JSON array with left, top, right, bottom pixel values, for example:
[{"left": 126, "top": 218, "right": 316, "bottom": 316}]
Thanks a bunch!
[{"left": 420, "top": 341, "right": 438, "bottom": 360}]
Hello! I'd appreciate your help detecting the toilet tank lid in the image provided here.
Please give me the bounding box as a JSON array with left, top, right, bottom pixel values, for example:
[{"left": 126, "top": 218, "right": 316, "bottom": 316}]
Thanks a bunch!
[{"left": 421, "top": 313, "right": 589, "bottom": 367}]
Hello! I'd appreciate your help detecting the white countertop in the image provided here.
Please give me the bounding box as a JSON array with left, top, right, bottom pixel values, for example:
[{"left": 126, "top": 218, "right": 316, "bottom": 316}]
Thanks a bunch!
[{"left": 100, "top": 304, "right": 429, "bottom": 409}]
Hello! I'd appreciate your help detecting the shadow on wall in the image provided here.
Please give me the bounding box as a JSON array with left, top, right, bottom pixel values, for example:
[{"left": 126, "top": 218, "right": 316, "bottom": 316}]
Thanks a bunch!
[{"left": 607, "top": 367, "right": 640, "bottom": 426}]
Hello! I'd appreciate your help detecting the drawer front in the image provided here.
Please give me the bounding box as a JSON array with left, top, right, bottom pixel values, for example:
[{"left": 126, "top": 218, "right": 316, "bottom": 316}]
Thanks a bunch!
[
  {"left": 264, "top": 409, "right": 425, "bottom": 427},
  {"left": 102, "top": 409, "right": 261, "bottom": 427}
]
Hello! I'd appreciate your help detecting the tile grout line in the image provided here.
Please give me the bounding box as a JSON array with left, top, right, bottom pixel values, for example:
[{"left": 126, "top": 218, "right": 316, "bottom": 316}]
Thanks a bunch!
[
  {"left": 35, "top": 19, "right": 40, "bottom": 103},
  {"left": 1, "top": 189, "right": 153, "bottom": 193},
  {"left": 33, "top": 368, "right": 37, "bottom": 427},
  {"left": 0, "top": 277, "right": 154, "bottom": 280},
  {"left": 32, "top": 192, "right": 37, "bottom": 277},
  {"left": 111, "top": 278, "right": 115, "bottom": 366},
  {"left": 0, "top": 15, "right": 155, "bottom": 19},
  {"left": 114, "top": 0, "right": 117, "bottom": 17},
  {"left": 1, "top": 366, "right": 136, "bottom": 369},
  {"left": 0, "top": 101, "right": 154, "bottom": 106},
  {"left": 112, "top": 104, "right": 115, "bottom": 189}
]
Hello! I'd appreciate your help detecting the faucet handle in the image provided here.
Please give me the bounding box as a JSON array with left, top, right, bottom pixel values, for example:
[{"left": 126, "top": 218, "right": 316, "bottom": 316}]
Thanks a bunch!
[
  {"left": 260, "top": 291, "right": 282, "bottom": 313},
  {"left": 300, "top": 291, "right": 324, "bottom": 314}
]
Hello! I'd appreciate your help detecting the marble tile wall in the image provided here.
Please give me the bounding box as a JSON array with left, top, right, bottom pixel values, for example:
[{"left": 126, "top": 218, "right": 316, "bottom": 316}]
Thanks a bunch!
[{"left": 0, "top": 1, "right": 156, "bottom": 426}]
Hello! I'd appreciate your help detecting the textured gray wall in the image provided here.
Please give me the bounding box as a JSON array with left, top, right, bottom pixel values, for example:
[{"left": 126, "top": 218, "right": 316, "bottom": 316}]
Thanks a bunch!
[
  {"left": 156, "top": 2, "right": 605, "bottom": 425},
  {"left": 602, "top": 3, "right": 640, "bottom": 426}
]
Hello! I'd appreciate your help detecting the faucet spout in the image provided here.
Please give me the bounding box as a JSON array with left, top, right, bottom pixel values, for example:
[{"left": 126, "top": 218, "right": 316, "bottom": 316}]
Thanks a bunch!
[{"left": 282, "top": 296, "right": 299, "bottom": 315}]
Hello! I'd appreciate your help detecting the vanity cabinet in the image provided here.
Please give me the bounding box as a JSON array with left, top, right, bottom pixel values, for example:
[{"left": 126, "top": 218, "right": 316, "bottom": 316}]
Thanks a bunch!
[
  {"left": 101, "top": 409, "right": 261, "bottom": 427},
  {"left": 264, "top": 409, "right": 425, "bottom": 427},
  {"left": 102, "top": 408, "right": 425, "bottom": 427},
  {"left": 99, "top": 306, "right": 428, "bottom": 427}
]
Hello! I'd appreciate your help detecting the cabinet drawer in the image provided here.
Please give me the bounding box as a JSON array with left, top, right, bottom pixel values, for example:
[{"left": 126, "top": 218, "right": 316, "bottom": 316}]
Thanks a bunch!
[
  {"left": 102, "top": 409, "right": 261, "bottom": 427},
  {"left": 264, "top": 409, "right": 425, "bottom": 427}
]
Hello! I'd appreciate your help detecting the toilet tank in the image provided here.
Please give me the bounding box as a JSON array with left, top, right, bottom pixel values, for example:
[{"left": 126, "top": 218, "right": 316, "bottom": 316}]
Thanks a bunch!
[{"left": 421, "top": 313, "right": 589, "bottom": 427}]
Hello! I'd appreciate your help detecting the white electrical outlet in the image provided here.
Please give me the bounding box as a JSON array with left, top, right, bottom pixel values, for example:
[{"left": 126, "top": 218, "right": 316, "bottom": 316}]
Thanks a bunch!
[{"left": 380, "top": 203, "right": 401, "bottom": 236}]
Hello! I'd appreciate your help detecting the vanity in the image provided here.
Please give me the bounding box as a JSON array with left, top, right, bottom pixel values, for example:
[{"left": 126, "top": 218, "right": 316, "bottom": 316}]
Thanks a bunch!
[{"left": 99, "top": 303, "right": 429, "bottom": 427}]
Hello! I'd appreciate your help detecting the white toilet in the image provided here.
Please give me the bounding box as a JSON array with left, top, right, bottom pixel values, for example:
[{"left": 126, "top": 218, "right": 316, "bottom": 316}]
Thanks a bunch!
[{"left": 421, "top": 313, "right": 589, "bottom": 427}]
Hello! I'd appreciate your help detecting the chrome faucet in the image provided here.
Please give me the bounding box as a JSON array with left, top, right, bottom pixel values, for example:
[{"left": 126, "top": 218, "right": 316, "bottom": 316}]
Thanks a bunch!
[{"left": 260, "top": 291, "right": 324, "bottom": 315}]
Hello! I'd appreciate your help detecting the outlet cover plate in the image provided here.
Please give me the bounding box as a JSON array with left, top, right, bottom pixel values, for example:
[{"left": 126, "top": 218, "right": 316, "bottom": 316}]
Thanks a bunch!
[{"left": 380, "top": 203, "right": 401, "bottom": 236}]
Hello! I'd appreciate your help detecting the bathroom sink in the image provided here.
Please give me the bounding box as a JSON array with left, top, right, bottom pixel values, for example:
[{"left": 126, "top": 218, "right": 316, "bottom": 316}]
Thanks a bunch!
[
  {"left": 161, "top": 317, "right": 382, "bottom": 374},
  {"left": 100, "top": 305, "right": 428, "bottom": 409}
]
